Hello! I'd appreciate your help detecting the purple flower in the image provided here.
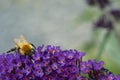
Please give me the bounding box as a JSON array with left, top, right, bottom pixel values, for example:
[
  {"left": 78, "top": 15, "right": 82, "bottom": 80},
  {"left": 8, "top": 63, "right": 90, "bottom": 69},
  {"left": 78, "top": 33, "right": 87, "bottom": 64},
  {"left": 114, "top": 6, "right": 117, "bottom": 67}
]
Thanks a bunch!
[
  {"left": 80, "top": 62, "right": 87, "bottom": 70},
  {"left": 97, "top": 0, "right": 111, "bottom": 9},
  {"left": 34, "top": 68, "right": 44, "bottom": 77},
  {"left": 58, "top": 57, "right": 65, "bottom": 66},
  {"left": 66, "top": 52, "right": 74, "bottom": 59},
  {"left": 46, "top": 45, "right": 54, "bottom": 54},
  {"left": 116, "top": 75, "right": 120, "bottom": 80},
  {"left": 80, "top": 61, "right": 91, "bottom": 74},
  {"left": 79, "top": 76, "right": 87, "bottom": 80},
  {"left": 6, "top": 64, "right": 14, "bottom": 73},
  {"left": 0, "top": 45, "right": 119, "bottom": 79},
  {"left": 62, "top": 71, "right": 69, "bottom": 77},
  {"left": 76, "top": 52, "right": 85, "bottom": 60},
  {"left": 68, "top": 73, "right": 75, "bottom": 80},
  {"left": 33, "top": 52, "right": 41, "bottom": 61},
  {"left": 16, "top": 59, "right": 22, "bottom": 67},
  {"left": 16, "top": 69, "right": 24, "bottom": 79},
  {"left": 86, "top": 0, "right": 111, "bottom": 9},
  {"left": 24, "top": 66, "right": 32, "bottom": 76},
  {"left": 41, "top": 60, "right": 50, "bottom": 67},
  {"left": 33, "top": 63, "right": 41, "bottom": 69},
  {"left": 51, "top": 62, "right": 58, "bottom": 70},
  {"left": 107, "top": 73, "right": 115, "bottom": 80},
  {"left": 56, "top": 67, "right": 63, "bottom": 73},
  {"left": 70, "top": 66, "right": 78, "bottom": 73},
  {"left": 94, "top": 15, "right": 113, "bottom": 30},
  {"left": 45, "top": 66, "right": 52, "bottom": 74},
  {"left": 93, "top": 59, "right": 104, "bottom": 70},
  {"left": 110, "top": 9, "right": 120, "bottom": 21},
  {"left": 86, "top": 0, "right": 96, "bottom": 6},
  {"left": 37, "top": 45, "right": 44, "bottom": 53}
]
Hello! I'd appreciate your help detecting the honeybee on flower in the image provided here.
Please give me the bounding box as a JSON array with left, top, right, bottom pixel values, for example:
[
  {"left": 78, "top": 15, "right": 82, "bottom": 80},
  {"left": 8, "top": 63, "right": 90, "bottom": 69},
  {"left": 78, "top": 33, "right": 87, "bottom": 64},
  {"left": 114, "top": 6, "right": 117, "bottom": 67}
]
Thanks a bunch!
[{"left": 7, "top": 35, "right": 36, "bottom": 56}]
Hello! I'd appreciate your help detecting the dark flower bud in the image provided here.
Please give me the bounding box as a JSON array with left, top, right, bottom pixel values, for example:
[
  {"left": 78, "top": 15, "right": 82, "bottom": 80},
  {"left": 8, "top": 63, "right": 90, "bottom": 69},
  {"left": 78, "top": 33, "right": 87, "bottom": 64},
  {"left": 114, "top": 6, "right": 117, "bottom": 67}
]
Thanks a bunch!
[
  {"left": 110, "top": 9, "right": 120, "bottom": 21},
  {"left": 94, "top": 15, "right": 113, "bottom": 30},
  {"left": 86, "top": 0, "right": 96, "bottom": 6},
  {"left": 97, "top": 0, "right": 111, "bottom": 9},
  {"left": 86, "top": 0, "right": 111, "bottom": 9},
  {"left": 105, "top": 20, "right": 113, "bottom": 30}
]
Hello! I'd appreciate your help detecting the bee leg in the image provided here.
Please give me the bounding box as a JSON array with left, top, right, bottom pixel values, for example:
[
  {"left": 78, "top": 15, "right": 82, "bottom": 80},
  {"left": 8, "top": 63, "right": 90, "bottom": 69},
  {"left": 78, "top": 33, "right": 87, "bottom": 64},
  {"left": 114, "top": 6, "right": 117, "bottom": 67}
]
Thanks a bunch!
[
  {"left": 32, "top": 49, "right": 36, "bottom": 54},
  {"left": 30, "top": 43, "right": 36, "bottom": 49},
  {"left": 30, "top": 43, "right": 36, "bottom": 54},
  {"left": 6, "top": 47, "right": 17, "bottom": 53},
  {"left": 16, "top": 47, "right": 21, "bottom": 53}
]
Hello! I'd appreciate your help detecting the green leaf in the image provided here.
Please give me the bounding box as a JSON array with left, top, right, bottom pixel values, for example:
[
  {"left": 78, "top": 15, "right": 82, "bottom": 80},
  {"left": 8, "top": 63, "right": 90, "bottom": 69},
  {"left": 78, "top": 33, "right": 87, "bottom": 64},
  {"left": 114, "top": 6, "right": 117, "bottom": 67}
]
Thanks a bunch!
[
  {"left": 105, "top": 32, "right": 120, "bottom": 66},
  {"left": 82, "top": 29, "right": 100, "bottom": 51}
]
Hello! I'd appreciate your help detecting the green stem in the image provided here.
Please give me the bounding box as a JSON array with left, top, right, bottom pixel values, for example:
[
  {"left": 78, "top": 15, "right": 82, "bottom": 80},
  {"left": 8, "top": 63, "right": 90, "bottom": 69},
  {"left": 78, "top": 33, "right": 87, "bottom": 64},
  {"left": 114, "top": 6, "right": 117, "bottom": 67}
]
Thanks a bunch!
[
  {"left": 114, "top": 28, "right": 120, "bottom": 45},
  {"left": 96, "top": 30, "right": 111, "bottom": 60}
]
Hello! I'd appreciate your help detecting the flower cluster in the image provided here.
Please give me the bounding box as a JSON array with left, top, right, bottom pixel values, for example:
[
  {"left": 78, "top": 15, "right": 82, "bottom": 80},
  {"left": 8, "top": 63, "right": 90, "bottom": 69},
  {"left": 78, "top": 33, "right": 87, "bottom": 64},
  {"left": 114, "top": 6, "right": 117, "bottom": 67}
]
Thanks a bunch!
[
  {"left": 86, "top": 0, "right": 120, "bottom": 31},
  {"left": 86, "top": 0, "right": 114, "bottom": 30},
  {"left": 0, "top": 45, "right": 120, "bottom": 80}
]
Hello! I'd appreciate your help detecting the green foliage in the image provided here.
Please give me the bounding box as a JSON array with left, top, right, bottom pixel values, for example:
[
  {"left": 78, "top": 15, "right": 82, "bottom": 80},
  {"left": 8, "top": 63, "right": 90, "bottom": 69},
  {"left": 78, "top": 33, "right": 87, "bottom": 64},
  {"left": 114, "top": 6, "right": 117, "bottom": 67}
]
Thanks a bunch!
[
  {"left": 80, "top": 0, "right": 120, "bottom": 74},
  {"left": 82, "top": 29, "right": 99, "bottom": 52},
  {"left": 106, "top": 32, "right": 120, "bottom": 66},
  {"left": 81, "top": 29, "right": 103, "bottom": 60},
  {"left": 82, "top": 29, "right": 120, "bottom": 73},
  {"left": 75, "top": 8, "right": 101, "bottom": 24}
]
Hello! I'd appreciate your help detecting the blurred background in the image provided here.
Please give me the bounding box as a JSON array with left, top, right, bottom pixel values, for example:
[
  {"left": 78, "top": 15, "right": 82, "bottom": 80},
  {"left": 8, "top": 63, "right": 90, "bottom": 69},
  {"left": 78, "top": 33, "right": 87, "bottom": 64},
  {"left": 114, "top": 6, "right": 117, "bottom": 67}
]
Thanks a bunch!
[{"left": 0, "top": 0, "right": 120, "bottom": 74}]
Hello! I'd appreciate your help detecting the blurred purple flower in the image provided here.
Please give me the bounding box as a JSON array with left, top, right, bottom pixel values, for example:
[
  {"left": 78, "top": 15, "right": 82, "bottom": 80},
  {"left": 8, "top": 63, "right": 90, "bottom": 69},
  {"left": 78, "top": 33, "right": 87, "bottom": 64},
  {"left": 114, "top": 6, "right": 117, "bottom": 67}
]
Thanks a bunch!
[
  {"left": 94, "top": 15, "right": 113, "bottom": 30},
  {"left": 86, "top": 0, "right": 96, "bottom": 6},
  {"left": 86, "top": 0, "right": 111, "bottom": 9},
  {"left": 110, "top": 9, "right": 120, "bottom": 21},
  {"left": 97, "top": 0, "right": 111, "bottom": 9}
]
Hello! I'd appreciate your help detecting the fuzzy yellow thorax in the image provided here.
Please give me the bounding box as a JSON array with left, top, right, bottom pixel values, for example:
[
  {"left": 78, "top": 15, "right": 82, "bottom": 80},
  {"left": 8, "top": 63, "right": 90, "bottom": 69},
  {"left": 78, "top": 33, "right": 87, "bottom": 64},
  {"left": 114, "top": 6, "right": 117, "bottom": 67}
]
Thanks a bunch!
[{"left": 14, "top": 35, "right": 33, "bottom": 55}]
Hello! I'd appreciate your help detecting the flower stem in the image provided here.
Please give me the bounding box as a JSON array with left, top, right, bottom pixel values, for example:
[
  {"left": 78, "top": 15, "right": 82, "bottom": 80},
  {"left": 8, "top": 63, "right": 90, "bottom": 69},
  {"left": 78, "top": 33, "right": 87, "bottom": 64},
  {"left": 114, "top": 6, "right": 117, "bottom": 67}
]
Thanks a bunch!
[{"left": 96, "top": 30, "right": 111, "bottom": 60}]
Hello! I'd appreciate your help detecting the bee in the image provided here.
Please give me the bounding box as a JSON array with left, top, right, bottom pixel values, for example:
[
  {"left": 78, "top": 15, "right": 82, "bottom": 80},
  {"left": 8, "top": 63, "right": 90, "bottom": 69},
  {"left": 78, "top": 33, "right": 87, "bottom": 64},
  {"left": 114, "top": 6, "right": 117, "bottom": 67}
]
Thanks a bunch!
[{"left": 7, "top": 35, "right": 36, "bottom": 56}]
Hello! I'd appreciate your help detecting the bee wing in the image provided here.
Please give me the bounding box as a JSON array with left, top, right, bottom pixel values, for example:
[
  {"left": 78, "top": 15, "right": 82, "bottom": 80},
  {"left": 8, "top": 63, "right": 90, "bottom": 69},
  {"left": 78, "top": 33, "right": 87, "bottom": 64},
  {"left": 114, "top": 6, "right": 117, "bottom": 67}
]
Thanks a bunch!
[
  {"left": 14, "top": 39, "right": 20, "bottom": 47},
  {"left": 20, "top": 35, "right": 27, "bottom": 42}
]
